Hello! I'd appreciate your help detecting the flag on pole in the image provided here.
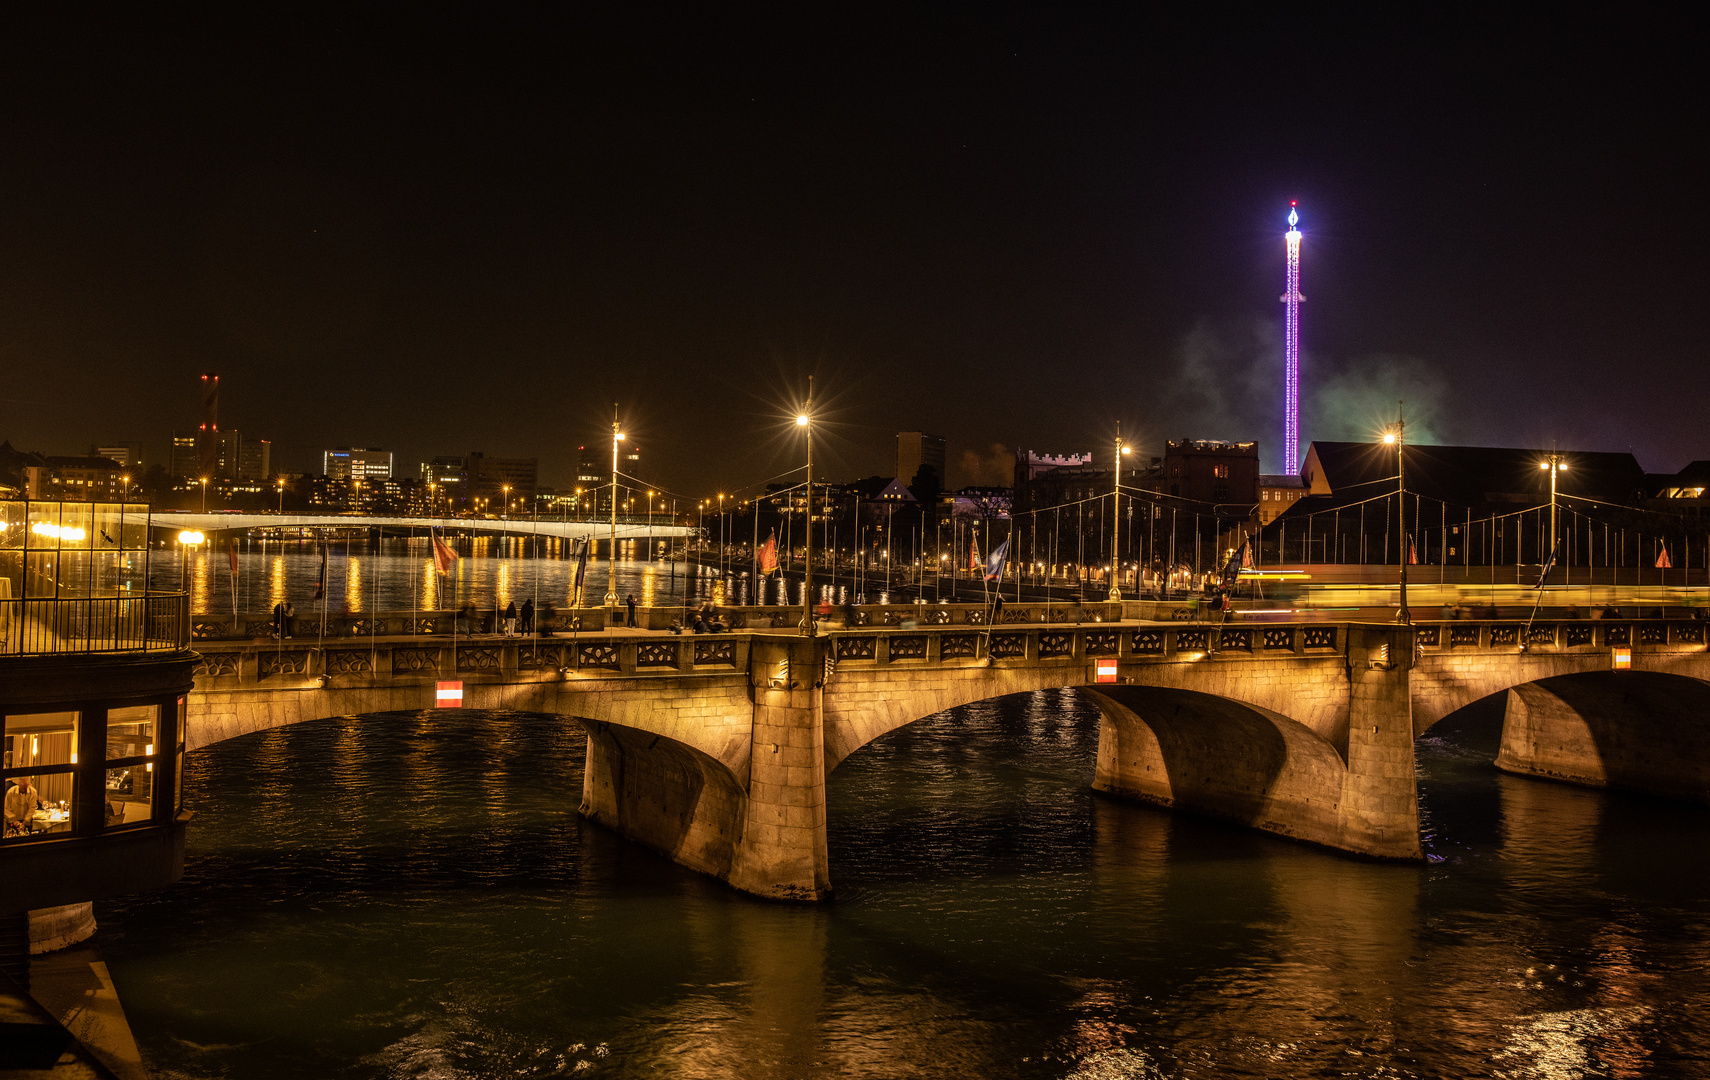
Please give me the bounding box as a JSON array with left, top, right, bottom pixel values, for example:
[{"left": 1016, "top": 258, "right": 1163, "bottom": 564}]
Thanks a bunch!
[
  {"left": 312, "top": 541, "right": 327, "bottom": 600},
  {"left": 431, "top": 528, "right": 459, "bottom": 575},
  {"left": 758, "top": 531, "right": 779, "bottom": 574},
  {"left": 1222, "top": 540, "right": 1248, "bottom": 588},
  {"left": 1537, "top": 540, "right": 1560, "bottom": 584},
  {"left": 1241, "top": 541, "right": 1255, "bottom": 569},
  {"left": 984, "top": 539, "right": 1008, "bottom": 582},
  {"left": 969, "top": 537, "right": 980, "bottom": 571},
  {"left": 1408, "top": 537, "right": 1418, "bottom": 565},
  {"left": 572, "top": 538, "right": 590, "bottom": 588},
  {"left": 1656, "top": 545, "right": 1672, "bottom": 569},
  {"left": 227, "top": 538, "right": 239, "bottom": 577}
]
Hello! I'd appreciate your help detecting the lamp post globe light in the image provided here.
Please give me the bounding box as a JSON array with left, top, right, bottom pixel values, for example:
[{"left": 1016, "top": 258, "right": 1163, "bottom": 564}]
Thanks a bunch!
[
  {"left": 1110, "top": 432, "right": 1131, "bottom": 601},
  {"left": 605, "top": 405, "right": 624, "bottom": 607},
  {"left": 1539, "top": 454, "right": 1569, "bottom": 559},
  {"left": 177, "top": 529, "right": 204, "bottom": 591},
  {"left": 798, "top": 379, "right": 814, "bottom": 636},
  {"left": 1382, "top": 403, "right": 1409, "bottom": 624}
]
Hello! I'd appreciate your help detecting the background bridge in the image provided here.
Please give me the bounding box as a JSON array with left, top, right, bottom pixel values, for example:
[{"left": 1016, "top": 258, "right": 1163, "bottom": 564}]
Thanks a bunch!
[{"left": 150, "top": 511, "right": 694, "bottom": 541}]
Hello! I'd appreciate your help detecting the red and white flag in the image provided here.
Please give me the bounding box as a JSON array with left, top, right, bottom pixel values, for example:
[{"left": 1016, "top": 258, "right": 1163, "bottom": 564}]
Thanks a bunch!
[
  {"left": 758, "top": 531, "right": 779, "bottom": 574},
  {"left": 969, "top": 537, "right": 980, "bottom": 571},
  {"left": 431, "top": 531, "right": 458, "bottom": 575},
  {"left": 227, "top": 538, "right": 239, "bottom": 577},
  {"left": 1656, "top": 546, "right": 1673, "bottom": 569}
]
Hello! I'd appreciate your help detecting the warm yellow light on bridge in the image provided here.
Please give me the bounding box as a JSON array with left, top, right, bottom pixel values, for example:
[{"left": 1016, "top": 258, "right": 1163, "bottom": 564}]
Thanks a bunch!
[
  {"left": 178, "top": 530, "right": 205, "bottom": 545},
  {"left": 796, "top": 414, "right": 809, "bottom": 427}
]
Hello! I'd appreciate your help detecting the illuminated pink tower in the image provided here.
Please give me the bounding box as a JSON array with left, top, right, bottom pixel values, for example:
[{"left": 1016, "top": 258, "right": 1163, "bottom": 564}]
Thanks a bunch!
[{"left": 1281, "top": 201, "right": 1303, "bottom": 472}]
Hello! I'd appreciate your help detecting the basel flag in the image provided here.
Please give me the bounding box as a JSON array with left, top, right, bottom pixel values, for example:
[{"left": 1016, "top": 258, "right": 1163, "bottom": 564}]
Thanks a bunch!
[
  {"left": 758, "top": 531, "right": 779, "bottom": 574},
  {"left": 431, "top": 529, "right": 459, "bottom": 575},
  {"left": 1657, "top": 546, "right": 1673, "bottom": 569}
]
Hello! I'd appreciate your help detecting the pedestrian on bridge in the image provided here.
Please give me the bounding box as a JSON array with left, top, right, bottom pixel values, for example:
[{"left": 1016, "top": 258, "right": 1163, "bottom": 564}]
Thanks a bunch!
[
  {"left": 520, "top": 598, "right": 535, "bottom": 635},
  {"left": 625, "top": 593, "right": 638, "bottom": 628},
  {"left": 502, "top": 600, "right": 517, "bottom": 636}
]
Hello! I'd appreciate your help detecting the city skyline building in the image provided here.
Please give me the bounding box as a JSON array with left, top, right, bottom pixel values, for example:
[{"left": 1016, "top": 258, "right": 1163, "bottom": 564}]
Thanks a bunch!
[
  {"left": 322, "top": 447, "right": 394, "bottom": 480},
  {"left": 896, "top": 432, "right": 946, "bottom": 490}
]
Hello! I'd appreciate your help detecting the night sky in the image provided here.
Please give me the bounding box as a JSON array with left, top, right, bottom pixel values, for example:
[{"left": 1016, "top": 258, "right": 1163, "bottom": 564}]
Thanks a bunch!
[{"left": 1, "top": 6, "right": 1703, "bottom": 496}]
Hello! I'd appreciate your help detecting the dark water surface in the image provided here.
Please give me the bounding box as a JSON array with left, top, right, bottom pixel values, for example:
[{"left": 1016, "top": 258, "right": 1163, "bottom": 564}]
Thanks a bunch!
[{"left": 97, "top": 692, "right": 1710, "bottom": 1078}]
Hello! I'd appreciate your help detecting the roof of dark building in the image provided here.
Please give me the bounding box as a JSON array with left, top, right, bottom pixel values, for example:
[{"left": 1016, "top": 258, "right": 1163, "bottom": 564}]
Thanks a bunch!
[{"left": 1300, "top": 442, "right": 1647, "bottom": 510}]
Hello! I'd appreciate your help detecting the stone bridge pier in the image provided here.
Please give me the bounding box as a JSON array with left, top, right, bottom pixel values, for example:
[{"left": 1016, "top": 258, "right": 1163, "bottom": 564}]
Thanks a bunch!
[{"left": 579, "top": 635, "right": 831, "bottom": 901}]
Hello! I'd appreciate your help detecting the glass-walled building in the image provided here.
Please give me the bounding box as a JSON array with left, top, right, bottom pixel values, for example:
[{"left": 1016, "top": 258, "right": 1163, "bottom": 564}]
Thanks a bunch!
[
  {"left": 1, "top": 500, "right": 194, "bottom": 987},
  {"left": 0, "top": 499, "right": 150, "bottom": 601},
  {"left": 0, "top": 500, "right": 170, "bottom": 656}
]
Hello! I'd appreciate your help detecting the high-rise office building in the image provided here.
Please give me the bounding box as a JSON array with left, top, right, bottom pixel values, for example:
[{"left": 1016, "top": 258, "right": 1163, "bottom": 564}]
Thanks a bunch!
[
  {"left": 323, "top": 448, "right": 394, "bottom": 480},
  {"left": 93, "top": 442, "right": 143, "bottom": 471},
  {"left": 897, "top": 432, "right": 946, "bottom": 489},
  {"left": 169, "top": 435, "right": 199, "bottom": 480}
]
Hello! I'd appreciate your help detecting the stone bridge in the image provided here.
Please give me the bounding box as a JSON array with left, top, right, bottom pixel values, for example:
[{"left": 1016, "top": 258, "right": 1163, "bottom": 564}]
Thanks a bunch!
[{"left": 183, "top": 617, "right": 1710, "bottom": 900}]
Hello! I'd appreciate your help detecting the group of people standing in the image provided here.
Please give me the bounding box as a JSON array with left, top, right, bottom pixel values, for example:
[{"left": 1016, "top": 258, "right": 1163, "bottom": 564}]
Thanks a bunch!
[{"left": 455, "top": 598, "right": 554, "bottom": 635}]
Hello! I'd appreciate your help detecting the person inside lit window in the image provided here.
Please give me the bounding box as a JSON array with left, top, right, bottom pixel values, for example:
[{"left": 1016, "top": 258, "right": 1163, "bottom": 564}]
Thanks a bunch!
[{"left": 5, "top": 775, "right": 43, "bottom": 836}]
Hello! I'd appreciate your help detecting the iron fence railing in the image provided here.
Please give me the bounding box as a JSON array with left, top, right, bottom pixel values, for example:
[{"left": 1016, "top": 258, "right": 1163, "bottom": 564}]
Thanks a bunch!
[{"left": 0, "top": 592, "right": 190, "bottom": 656}]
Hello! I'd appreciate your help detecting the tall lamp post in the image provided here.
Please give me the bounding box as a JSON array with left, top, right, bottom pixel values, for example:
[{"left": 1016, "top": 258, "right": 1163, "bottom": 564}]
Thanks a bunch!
[
  {"left": 199, "top": 476, "right": 209, "bottom": 512},
  {"left": 1382, "top": 403, "right": 1409, "bottom": 624},
  {"left": 797, "top": 380, "right": 814, "bottom": 636},
  {"left": 604, "top": 406, "right": 624, "bottom": 607},
  {"left": 1539, "top": 453, "right": 1568, "bottom": 561},
  {"left": 177, "top": 529, "right": 204, "bottom": 591},
  {"left": 1109, "top": 431, "right": 1132, "bottom": 600}
]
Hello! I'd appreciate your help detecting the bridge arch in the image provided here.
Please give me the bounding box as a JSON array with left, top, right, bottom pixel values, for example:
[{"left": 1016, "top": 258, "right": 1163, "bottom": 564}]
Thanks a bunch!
[{"left": 821, "top": 624, "right": 1419, "bottom": 861}]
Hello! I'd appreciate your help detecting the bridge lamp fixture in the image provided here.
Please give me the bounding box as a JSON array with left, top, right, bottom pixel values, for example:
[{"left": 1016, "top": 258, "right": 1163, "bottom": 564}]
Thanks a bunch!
[
  {"left": 1380, "top": 404, "right": 1409, "bottom": 624},
  {"left": 1110, "top": 437, "right": 1132, "bottom": 600},
  {"left": 177, "top": 530, "right": 205, "bottom": 546}
]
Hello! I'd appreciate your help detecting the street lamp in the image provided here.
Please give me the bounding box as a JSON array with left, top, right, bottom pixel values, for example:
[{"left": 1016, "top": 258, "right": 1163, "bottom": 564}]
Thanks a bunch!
[
  {"left": 605, "top": 406, "right": 624, "bottom": 607},
  {"left": 199, "top": 476, "right": 209, "bottom": 512},
  {"left": 798, "top": 380, "right": 814, "bottom": 636},
  {"left": 1382, "top": 403, "right": 1409, "bottom": 624},
  {"left": 1539, "top": 454, "right": 1569, "bottom": 561},
  {"left": 277, "top": 479, "right": 286, "bottom": 514},
  {"left": 1110, "top": 432, "right": 1132, "bottom": 601},
  {"left": 177, "top": 529, "right": 204, "bottom": 590}
]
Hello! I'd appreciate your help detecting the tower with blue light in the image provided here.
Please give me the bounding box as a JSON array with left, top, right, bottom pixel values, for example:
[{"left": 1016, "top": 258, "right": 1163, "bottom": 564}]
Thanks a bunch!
[{"left": 1282, "top": 202, "right": 1303, "bottom": 472}]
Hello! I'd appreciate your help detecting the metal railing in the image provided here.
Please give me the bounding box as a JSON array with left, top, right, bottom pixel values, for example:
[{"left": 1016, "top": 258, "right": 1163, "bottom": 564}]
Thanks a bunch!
[{"left": 0, "top": 593, "right": 190, "bottom": 656}]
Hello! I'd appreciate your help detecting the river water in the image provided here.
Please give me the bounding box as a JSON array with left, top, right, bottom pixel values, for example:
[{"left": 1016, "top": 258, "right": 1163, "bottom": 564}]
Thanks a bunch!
[{"left": 93, "top": 690, "right": 1710, "bottom": 1079}]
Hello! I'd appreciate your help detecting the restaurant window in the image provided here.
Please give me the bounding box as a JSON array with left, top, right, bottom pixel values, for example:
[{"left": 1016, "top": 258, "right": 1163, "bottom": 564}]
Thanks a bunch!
[
  {"left": 1213, "top": 464, "right": 1230, "bottom": 479},
  {"left": 3, "top": 711, "right": 78, "bottom": 841},
  {"left": 106, "top": 704, "right": 159, "bottom": 828}
]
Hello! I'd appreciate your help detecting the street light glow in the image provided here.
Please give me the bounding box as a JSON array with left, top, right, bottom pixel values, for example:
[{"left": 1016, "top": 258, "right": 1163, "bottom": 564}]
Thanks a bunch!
[
  {"left": 796, "top": 414, "right": 809, "bottom": 426},
  {"left": 178, "top": 530, "right": 205, "bottom": 545},
  {"left": 1382, "top": 432, "right": 1397, "bottom": 444}
]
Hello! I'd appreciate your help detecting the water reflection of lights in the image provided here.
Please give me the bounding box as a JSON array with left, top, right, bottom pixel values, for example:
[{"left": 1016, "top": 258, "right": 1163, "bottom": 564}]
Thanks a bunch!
[
  {"left": 345, "top": 556, "right": 364, "bottom": 612},
  {"left": 1493, "top": 1005, "right": 1650, "bottom": 1078}
]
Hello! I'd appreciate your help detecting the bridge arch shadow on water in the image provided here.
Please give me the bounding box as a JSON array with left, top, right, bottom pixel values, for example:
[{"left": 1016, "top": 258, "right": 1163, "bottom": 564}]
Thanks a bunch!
[{"left": 184, "top": 620, "right": 1710, "bottom": 900}]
